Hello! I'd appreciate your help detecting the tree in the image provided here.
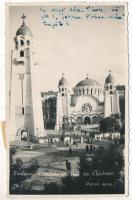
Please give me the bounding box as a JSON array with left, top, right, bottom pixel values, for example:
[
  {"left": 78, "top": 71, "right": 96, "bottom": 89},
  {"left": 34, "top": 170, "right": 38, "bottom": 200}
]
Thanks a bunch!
[
  {"left": 10, "top": 147, "right": 40, "bottom": 194},
  {"left": 100, "top": 114, "right": 121, "bottom": 133},
  {"left": 10, "top": 146, "right": 16, "bottom": 165},
  {"left": 77, "top": 145, "right": 124, "bottom": 193},
  {"left": 28, "top": 160, "right": 39, "bottom": 174}
]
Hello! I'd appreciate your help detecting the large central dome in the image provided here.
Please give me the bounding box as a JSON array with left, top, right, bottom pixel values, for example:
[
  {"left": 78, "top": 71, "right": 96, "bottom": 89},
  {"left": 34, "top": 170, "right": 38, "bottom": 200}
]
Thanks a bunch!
[{"left": 75, "top": 77, "right": 101, "bottom": 87}]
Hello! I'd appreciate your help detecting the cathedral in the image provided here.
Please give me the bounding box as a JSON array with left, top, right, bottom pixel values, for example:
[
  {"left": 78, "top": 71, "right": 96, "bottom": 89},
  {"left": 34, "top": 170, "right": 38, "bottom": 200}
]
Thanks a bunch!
[
  {"left": 9, "top": 14, "right": 125, "bottom": 142},
  {"left": 41, "top": 72, "right": 124, "bottom": 134}
]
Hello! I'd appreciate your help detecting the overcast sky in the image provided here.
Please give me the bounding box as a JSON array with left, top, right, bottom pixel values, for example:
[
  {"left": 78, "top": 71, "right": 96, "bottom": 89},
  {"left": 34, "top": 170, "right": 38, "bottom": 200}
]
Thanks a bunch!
[{"left": 9, "top": 4, "right": 128, "bottom": 93}]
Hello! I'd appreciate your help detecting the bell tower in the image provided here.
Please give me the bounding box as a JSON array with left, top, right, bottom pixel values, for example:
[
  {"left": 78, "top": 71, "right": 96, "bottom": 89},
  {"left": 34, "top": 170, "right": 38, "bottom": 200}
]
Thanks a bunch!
[
  {"left": 55, "top": 74, "right": 70, "bottom": 130},
  {"left": 9, "top": 14, "right": 36, "bottom": 142},
  {"left": 104, "top": 71, "right": 120, "bottom": 118}
]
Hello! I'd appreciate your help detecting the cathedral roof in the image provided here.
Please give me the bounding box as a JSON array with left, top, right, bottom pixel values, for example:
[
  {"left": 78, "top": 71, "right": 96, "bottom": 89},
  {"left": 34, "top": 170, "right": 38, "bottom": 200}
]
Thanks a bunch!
[
  {"left": 105, "top": 72, "right": 115, "bottom": 84},
  {"left": 16, "top": 23, "right": 33, "bottom": 37},
  {"left": 75, "top": 77, "right": 101, "bottom": 87},
  {"left": 58, "top": 75, "right": 68, "bottom": 86}
]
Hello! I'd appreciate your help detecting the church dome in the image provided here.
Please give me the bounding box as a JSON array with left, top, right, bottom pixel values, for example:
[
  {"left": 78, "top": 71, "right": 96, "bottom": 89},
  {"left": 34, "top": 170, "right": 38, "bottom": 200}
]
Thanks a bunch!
[
  {"left": 58, "top": 76, "right": 68, "bottom": 86},
  {"left": 75, "top": 77, "right": 101, "bottom": 87},
  {"left": 16, "top": 23, "right": 33, "bottom": 37},
  {"left": 105, "top": 72, "right": 115, "bottom": 84}
]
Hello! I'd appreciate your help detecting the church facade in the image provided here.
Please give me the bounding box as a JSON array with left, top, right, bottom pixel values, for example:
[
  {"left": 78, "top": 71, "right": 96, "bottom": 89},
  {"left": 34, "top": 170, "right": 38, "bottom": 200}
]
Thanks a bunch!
[{"left": 41, "top": 72, "right": 123, "bottom": 133}]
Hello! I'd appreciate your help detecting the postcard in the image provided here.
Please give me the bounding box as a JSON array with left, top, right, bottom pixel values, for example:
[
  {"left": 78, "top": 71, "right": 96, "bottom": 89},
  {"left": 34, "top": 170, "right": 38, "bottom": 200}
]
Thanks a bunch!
[{"left": 6, "top": 2, "right": 128, "bottom": 196}]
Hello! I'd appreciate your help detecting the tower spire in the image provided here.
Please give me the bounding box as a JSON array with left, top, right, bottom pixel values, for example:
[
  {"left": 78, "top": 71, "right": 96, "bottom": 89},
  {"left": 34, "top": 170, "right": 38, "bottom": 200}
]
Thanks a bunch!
[{"left": 21, "top": 13, "right": 26, "bottom": 25}]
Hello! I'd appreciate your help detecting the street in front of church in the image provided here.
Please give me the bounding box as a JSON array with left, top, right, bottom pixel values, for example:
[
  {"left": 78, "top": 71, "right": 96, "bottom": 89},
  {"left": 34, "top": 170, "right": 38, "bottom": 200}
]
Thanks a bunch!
[{"left": 12, "top": 136, "right": 122, "bottom": 187}]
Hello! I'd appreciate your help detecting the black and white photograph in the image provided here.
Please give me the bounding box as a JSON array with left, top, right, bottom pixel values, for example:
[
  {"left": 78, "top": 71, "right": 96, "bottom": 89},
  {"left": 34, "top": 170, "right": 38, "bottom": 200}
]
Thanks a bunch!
[{"left": 6, "top": 2, "right": 128, "bottom": 195}]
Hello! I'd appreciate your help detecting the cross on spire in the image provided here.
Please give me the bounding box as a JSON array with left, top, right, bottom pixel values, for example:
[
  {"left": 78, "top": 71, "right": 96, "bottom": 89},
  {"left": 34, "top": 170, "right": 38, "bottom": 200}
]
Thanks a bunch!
[
  {"left": 62, "top": 73, "right": 64, "bottom": 77},
  {"left": 109, "top": 70, "right": 111, "bottom": 74},
  {"left": 86, "top": 74, "right": 89, "bottom": 79},
  {"left": 21, "top": 13, "right": 26, "bottom": 24}
]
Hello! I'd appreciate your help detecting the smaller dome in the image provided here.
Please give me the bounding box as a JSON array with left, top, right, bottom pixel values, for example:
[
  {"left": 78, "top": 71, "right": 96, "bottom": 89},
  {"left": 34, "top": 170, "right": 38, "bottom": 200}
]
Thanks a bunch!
[
  {"left": 105, "top": 72, "right": 115, "bottom": 84},
  {"left": 16, "top": 23, "right": 33, "bottom": 37},
  {"left": 58, "top": 76, "right": 68, "bottom": 86}
]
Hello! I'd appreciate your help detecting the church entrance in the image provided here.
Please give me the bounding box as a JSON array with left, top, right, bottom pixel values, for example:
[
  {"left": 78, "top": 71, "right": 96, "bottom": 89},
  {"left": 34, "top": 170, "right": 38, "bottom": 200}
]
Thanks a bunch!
[
  {"left": 21, "top": 130, "right": 28, "bottom": 141},
  {"left": 84, "top": 116, "right": 91, "bottom": 125},
  {"left": 92, "top": 116, "right": 99, "bottom": 124},
  {"left": 16, "top": 128, "right": 29, "bottom": 141},
  {"left": 77, "top": 116, "right": 83, "bottom": 125}
]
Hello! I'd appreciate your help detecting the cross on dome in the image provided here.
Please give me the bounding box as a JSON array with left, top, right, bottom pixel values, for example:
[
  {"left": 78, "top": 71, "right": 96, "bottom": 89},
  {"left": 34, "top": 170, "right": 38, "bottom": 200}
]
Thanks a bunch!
[
  {"left": 16, "top": 14, "right": 33, "bottom": 37},
  {"left": 105, "top": 70, "right": 115, "bottom": 84},
  {"left": 62, "top": 73, "right": 64, "bottom": 77},
  {"left": 21, "top": 13, "right": 26, "bottom": 24},
  {"left": 86, "top": 74, "right": 89, "bottom": 79}
]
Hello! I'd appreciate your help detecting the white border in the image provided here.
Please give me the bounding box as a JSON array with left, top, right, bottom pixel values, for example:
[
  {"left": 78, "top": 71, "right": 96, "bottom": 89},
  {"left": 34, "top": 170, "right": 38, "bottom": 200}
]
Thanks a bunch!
[{"left": 0, "top": 0, "right": 132, "bottom": 199}]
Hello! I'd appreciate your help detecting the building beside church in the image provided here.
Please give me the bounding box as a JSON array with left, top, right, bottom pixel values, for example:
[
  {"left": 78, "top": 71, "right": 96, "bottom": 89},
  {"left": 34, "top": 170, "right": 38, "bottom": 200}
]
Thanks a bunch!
[{"left": 41, "top": 72, "right": 125, "bottom": 133}]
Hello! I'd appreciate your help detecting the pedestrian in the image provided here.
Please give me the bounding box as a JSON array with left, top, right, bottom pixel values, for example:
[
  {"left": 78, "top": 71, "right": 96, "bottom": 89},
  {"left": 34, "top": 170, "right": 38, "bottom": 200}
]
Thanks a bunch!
[
  {"left": 66, "top": 160, "right": 69, "bottom": 171},
  {"left": 90, "top": 144, "right": 93, "bottom": 153},
  {"left": 93, "top": 146, "right": 96, "bottom": 152},
  {"left": 51, "top": 138, "right": 53, "bottom": 145},
  {"left": 66, "top": 160, "right": 71, "bottom": 176},
  {"left": 76, "top": 140, "right": 78, "bottom": 148},
  {"left": 68, "top": 161, "right": 71, "bottom": 176},
  {"left": 86, "top": 144, "right": 89, "bottom": 153},
  {"left": 69, "top": 146, "right": 72, "bottom": 155},
  {"left": 48, "top": 138, "right": 50, "bottom": 147}
]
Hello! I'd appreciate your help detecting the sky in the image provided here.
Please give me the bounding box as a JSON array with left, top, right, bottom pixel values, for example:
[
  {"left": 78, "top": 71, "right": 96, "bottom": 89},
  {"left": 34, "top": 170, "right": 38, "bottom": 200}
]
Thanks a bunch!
[{"left": 8, "top": 3, "right": 128, "bottom": 93}]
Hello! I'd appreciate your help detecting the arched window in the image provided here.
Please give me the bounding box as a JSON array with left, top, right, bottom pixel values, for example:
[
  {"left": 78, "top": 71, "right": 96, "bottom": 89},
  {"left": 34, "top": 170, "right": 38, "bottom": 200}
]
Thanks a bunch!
[
  {"left": 26, "top": 40, "right": 30, "bottom": 46},
  {"left": 82, "top": 103, "right": 92, "bottom": 113},
  {"left": 83, "top": 88, "right": 85, "bottom": 95},
  {"left": 91, "top": 88, "right": 93, "bottom": 95},
  {"left": 110, "top": 85, "right": 112, "bottom": 90},
  {"left": 62, "top": 88, "right": 64, "bottom": 92},
  {"left": 22, "top": 107, "right": 24, "bottom": 115},
  {"left": 15, "top": 41, "right": 18, "bottom": 47},
  {"left": 87, "top": 88, "right": 89, "bottom": 95},
  {"left": 20, "top": 40, "right": 24, "bottom": 46},
  {"left": 92, "top": 116, "right": 99, "bottom": 124},
  {"left": 62, "top": 93, "right": 64, "bottom": 96},
  {"left": 77, "top": 116, "right": 83, "bottom": 125},
  {"left": 84, "top": 116, "right": 91, "bottom": 125},
  {"left": 20, "top": 50, "right": 24, "bottom": 57}
]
